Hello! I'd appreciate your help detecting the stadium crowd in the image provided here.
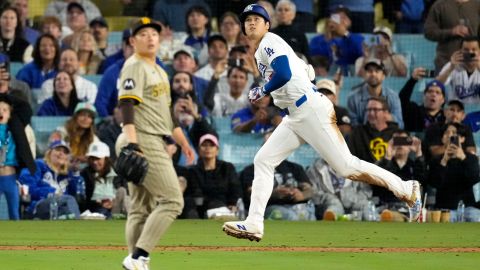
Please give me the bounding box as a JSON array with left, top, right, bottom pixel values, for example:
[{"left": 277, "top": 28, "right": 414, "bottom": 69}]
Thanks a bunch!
[{"left": 0, "top": 0, "right": 479, "bottom": 223}]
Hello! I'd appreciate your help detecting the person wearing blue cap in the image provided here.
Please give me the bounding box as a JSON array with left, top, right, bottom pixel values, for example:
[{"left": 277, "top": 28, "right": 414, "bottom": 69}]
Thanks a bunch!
[{"left": 399, "top": 67, "right": 447, "bottom": 132}]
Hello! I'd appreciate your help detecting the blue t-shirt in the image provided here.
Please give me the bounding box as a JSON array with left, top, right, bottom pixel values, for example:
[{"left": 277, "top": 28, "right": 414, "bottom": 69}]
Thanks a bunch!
[
  {"left": 231, "top": 107, "right": 273, "bottom": 133},
  {"left": 309, "top": 33, "right": 364, "bottom": 69},
  {"left": 16, "top": 62, "right": 57, "bottom": 89}
]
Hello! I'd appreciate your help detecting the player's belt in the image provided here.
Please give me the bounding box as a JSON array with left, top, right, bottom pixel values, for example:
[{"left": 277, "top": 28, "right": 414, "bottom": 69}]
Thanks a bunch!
[{"left": 282, "top": 88, "right": 317, "bottom": 115}]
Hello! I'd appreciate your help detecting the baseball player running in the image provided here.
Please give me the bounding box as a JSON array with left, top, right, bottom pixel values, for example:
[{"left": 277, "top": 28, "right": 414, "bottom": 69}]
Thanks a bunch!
[
  {"left": 118, "top": 18, "right": 194, "bottom": 270},
  {"left": 222, "top": 4, "right": 422, "bottom": 242}
]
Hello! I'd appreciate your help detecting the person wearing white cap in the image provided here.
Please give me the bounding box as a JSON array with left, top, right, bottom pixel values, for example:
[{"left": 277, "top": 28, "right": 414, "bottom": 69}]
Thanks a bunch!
[
  {"left": 316, "top": 79, "right": 352, "bottom": 137},
  {"left": 81, "top": 141, "right": 129, "bottom": 218},
  {"left": 355, "top": 26, "right": 407, "bottom": 77}
]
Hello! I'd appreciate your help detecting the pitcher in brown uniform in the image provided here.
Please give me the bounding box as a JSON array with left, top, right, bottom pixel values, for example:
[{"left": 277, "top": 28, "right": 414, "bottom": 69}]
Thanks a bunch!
[{"left": 118, "top": 18, "right": 195, "bottom": 270}]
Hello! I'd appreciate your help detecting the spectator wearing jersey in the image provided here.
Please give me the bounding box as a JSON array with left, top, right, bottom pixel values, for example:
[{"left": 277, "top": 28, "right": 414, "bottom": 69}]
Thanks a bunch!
[
  {"left": 210, "top": 66, "right": 249, "bottom": 117},
  {"left": 347, "top": 59, "right": 404, "bottom": 128},
  {"left": 231, "top": 95, "right": 281, "bottom": 134},
  {"left": 347, "top": 97, "right": 400, "bottom": 163},
  {"left": 436, "top": 36, "right": 480, "bottom": 105},
  {"left": 16, "top": 33, "right": 59, "bottom": 89},
  {"left": 399, "top": 68, "right": 446, "bottom": 132},
  {"left": 424, "top": 0, "right": 480, "bottom": 73},
  {"left": 355, "top": 26, "right": 408, "bottom": 77},
  {"left": 424, "top": 100, "right": 477, "bottom": 161},
  {"left": 316, "top": 79, "right": 352, "bottom": 137},
  {"left": 271, "top": 0, "right": 310, "bottom": 60},
  {"left": 309, "top": 7, "right": 363, "bottom": 73},
  {"left": 40, "top": 48, "right": 98, "bottom": 105},
  {"left": 37, "top": 71, "right": 79, "bottom": 116}
]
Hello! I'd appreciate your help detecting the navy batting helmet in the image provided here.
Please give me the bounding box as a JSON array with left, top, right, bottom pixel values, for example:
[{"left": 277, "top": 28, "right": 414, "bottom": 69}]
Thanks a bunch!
[{"left": 240, "top": 4, "right": 270, "bottom": 35}]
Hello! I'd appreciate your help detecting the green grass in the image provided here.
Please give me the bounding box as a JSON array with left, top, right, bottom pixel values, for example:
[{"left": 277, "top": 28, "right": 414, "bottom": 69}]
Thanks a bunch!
[{"left": 0, "top": 220, "right": 479, "bottom": 269}]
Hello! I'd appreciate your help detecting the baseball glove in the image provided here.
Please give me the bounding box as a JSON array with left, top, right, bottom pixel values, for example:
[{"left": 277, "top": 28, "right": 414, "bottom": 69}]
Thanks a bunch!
[{"left": 114, "top": 143, "right": 149, "bottom": 185}]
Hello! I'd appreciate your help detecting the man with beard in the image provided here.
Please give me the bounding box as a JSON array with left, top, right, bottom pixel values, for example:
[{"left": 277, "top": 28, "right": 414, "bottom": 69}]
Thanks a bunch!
[
  {"left": 347, "top": 59, "right": 404, "bottom": 128},
  {"left": 399, "top": 68, "right": 446, "bottom": 132},
  {"left": 172, "top": 92, "right": 216, "bottom": 166}
]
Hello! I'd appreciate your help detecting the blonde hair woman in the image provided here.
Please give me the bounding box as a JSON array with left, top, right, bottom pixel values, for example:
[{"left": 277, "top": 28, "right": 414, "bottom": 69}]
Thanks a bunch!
[{"left": 71, "top": 30, "right": 104, "bottom": 75}]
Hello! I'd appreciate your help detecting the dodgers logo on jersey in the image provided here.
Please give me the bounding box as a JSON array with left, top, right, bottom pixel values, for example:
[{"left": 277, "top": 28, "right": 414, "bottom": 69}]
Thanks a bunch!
[
  {"left": 123, "top": 79, "right": 135, "bottom": 90},
  {"left": 264, "top": 47, "right": 274, "bottom": 57}
]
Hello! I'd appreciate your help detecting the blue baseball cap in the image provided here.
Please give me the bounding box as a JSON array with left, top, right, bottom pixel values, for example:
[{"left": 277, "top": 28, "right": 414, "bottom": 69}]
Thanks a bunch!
[
  {"left": 49, "top": 140, "right": 70, "bottom": 153},
  {"left": 425, "top": 80, "right": 446, "bottom": 96}
]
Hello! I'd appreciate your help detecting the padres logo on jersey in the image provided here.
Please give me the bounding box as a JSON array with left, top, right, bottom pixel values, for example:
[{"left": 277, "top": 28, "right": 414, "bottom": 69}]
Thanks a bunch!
[{"left": 369, "top": 137, "right": 388, "bottom": 161}]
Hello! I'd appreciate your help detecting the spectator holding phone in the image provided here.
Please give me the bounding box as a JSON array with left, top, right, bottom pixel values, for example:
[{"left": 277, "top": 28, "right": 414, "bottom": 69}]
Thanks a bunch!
[
  {"left": 399, "top": 67, "right": 446, "bottom": 132},
  {"left": 376, "top": 130, "right": 426, "bottom": 221},
  {"left": 436, "top": 36, "right": 480, "bottom": 105},
  {"left": 426, "top": 123, "right": 480, "bottom": 221},
  {"left": 355, "top": 26, "right": 408, "bottom": 77}
]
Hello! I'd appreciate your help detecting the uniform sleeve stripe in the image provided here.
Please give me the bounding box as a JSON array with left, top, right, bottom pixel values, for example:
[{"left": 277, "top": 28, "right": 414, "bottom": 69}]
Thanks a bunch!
[{"left": 119, "top": 95, "right": 143, "bottom": 103}]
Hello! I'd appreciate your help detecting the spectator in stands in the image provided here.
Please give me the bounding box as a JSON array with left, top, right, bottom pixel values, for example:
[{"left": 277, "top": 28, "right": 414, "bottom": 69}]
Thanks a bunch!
[
  {"left": 11, "top": 0, "right": 39, "bottom": 44},
  {"left": 231, "top": 95, "right": 281, "bottom": 134},
  {"left": 327, "top": 0, "right": 374, "bottom": 33},
  {"left": 16, "top": 34, "right": 59, "bottom": 89},
  {"left": 464, "top": 109, "right": 480, "bottom": 133},
  {"left": 152, "top": 0, "right": 210, "bottom": 32},
  {"left": 316, "top": 79, "right": 352, "bottom": 137},
  {"left": 71, "top": 30, "right": 104, "bottom": 75},
  {"left": 436, "top": 36, "right": 480, "bottom": 105},
  {"left": 89, "top": 17, "right": 119, "bottom": 59},
  {"left": 0, "top": 6, "right": 32, "bottom": 62},
  {"left": 188, "top": 133, "right": 242, "bottom": 218},
  {"left": 424, "top": 100, "right": 477, "bottom": 160},
  {"left": 375, "top": 130, "right": 426, "bottom": 222},
  {"left": 40, "top": 16, "right": 63, "bottom": 46},
  {"left": 399, "top": 68, "right": 446, "bottom": 132},
  {"left": 0, "top": 57, "right": 32, "bottom": 105},
  {"left": 37, "top": 71, "right": 79, "bottom": 116},
  {"left": 96, "top": 105, "right": 122, "bottom": 161},
  {"left": 347, "top": 97, "right": 400, "bottom": 163},
  {"left": 219, "top": 11, "right": 242, "bottom": 50},
  {"left": 195, "top": 35, "right": 228, "bottom": 83},
  {"left": 45, "top": 0, "right": 101, "bottom": 27},
  {"left": 81, "top": 141, "right": 129, "bottom": 218},
  {"left": 19, "top": 140, "right": 81, "bottom": 219},
  {"left": 0, "top": 98, "right": 21, "bottom": 219},
  {"left": 97, "top": 29, "right": 132, "bottom": 74},
  {"left": 381, "top": 0, "right": 425, "bottom": 34},
  {"left": 41, "top": 48, "right": 98, "bottom": 105},
  {"left": 210, "top": 66, "right": 249, "bottom": 117},
  {"left": 184, "top": 5, "right": 211, "bottom": 65},
  {"left": 424, "top": 0, "right": 480, "bottom": 73},
  {"left": 170, "top": 71, "right": 207, "bottom": 116},
  {"left": 309, "top": 7, "right": 363, "bottom": 73},
  {"left": 426, "top": 122, "right": 480, "bottom": 221},
  {"left": 310, "top": 56, "right": 331, "bottom": 77},
  {"left": 355, "top": 26, "right": 408, "bottom": 77},
  {"left": 271, "top": 0, "right": 310, "bottom": 61},
  {"left": 171, "top": 47, "right": 208, "bottom": 103},
  {"left": 172, "top": 96, "right": 216, "bottom": 165},
  {"left": 95, "top": 31, "right": 133, "bottom": 117},
  {"left": 61, "top": 2, "right": 91, "bottom": 49},
  {"left": 306, "top": 158, "right": 372, "bottom": 221},
  {"left": 62, "top": 102, "right": 99, "bottom": 168},
  {"left": 241, "top": 131, "right": 315, "bottom": 221},
  {"left": 347, "top": 59, "right": 404, "bottom": 128}
]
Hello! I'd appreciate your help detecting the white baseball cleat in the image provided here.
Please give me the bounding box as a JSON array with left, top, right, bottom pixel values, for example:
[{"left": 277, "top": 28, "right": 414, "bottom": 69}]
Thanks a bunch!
[
  {"left": 122, "top": 254, "right": 150, "bottom": 270},
  {"left": 222, "top": 221, "right": 263, "bottom": 242},
  {"left": 406, "top": 180, "right": 422, "bottom": 222}
]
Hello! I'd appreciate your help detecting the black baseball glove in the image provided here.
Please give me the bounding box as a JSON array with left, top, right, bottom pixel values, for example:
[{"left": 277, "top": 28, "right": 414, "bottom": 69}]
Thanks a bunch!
[{"left": 114, "top": 143, "right": 149, "bottom": 185}]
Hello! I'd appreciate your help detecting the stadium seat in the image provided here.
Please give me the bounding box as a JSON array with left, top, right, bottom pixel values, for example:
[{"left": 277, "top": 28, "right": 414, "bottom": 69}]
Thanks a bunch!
[
  {"left": 31, "top": 116, "right": 69, "bottom": 156},
  {"left": 218, "top": 133, "right": 263, "bottom": 172},
  {"left": 84, "top": 75, "right": 102, "bottom": 86},
  {"left": 10, "top": 62, "right": 23, "bottom": 77},
  {"left": 394, "top": 35, "right": 436, "bottom": 70},
  {"left": 211, "top": 116, "right": 232, "bottom": 135}
]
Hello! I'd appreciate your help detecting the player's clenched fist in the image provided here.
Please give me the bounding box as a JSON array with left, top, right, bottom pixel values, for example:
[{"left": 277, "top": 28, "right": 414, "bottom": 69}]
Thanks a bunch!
[{"left": 248, "top": 86, "right": 266, "bottom": 103}]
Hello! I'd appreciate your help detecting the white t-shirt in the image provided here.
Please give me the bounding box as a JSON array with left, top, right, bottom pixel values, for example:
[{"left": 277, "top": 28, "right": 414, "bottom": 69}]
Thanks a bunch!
[
  {"left": 441, "top": 62, "right": 480, "bottom": 104},
  {"left": 212, "top": 92, "right": 249, "bottom": 117},
  {"left": 39, "top": 76, "right": 98, "bottom": 105},
  {"left": 255, "top": 32, "right": 314, "bottom": 109}
]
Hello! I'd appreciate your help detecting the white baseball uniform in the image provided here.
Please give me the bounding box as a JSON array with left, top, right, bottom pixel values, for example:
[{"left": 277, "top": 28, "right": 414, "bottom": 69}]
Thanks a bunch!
[
  {"left": 441, "top": 62, "right": 480, "bottom": 104},
  {"left": 246, "top": 32, "right": 414, "bottom": 228}
]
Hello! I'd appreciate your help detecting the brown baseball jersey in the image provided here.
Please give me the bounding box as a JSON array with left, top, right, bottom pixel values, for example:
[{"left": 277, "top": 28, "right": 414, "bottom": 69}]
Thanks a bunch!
[{"left": 118, "top": 54, "right": 173, "bottom": 135}]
